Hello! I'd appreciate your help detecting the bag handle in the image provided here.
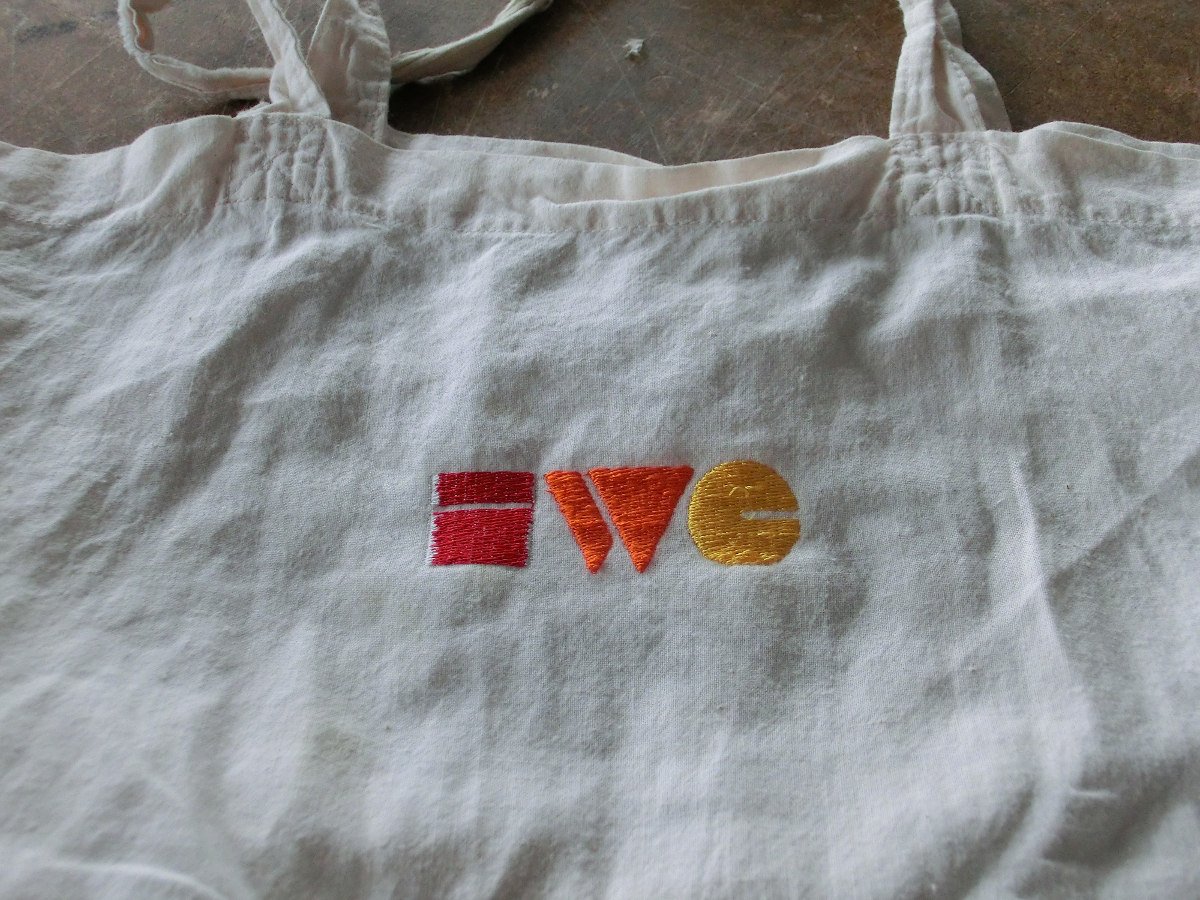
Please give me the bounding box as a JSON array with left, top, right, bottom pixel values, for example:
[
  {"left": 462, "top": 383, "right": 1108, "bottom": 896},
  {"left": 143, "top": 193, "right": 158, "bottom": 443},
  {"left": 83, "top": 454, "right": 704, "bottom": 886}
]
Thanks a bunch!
[
  {"left": 120, "top": 0, "right": 1009, "bottom": 141},
  {"left": 306, "top": 0, "right": 393, "bottom": 139},
  {"left": 117, "top": 0, "right": 551, "bottom": 138},
  {"left": 305, "top": 0, "right": 553, "bottom": 136},
  {"left": 388, "top": 0, "right": 552, "bottom": 84},
  {"left": 118, "top": 0, "right": 331, "bottom": 118},
  {"left": 890, "top": 0, "right": 1011, "bottom": 136}
]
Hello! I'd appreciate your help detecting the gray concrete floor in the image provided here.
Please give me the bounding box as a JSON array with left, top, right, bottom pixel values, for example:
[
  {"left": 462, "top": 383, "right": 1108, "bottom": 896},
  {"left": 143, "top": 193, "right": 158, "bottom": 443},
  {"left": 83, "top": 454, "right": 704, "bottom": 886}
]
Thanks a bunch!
[{"left": 2, "top": 0, "right": 1198, "bottom": 159}]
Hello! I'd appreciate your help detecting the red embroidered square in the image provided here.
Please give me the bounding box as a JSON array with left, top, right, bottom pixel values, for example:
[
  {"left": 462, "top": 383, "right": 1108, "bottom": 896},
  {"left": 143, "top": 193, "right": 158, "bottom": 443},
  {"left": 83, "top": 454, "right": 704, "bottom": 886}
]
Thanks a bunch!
[{"left": 429, "top": 471, "right": 536, "bottom": 567}]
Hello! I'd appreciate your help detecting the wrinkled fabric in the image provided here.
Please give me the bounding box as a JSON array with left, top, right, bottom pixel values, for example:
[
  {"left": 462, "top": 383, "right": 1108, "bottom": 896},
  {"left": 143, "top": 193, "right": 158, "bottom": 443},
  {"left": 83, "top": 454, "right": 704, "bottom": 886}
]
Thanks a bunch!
[{"left": 2, "top": 0, "right": 1199, "bottom": 897}]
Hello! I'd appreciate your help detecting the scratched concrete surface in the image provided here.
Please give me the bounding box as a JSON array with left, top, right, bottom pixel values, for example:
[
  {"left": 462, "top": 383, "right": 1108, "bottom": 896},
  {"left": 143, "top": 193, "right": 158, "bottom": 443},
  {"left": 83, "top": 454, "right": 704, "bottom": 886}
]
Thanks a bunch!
[{"left": 1, "top": 0, "right": 1198, "bottom": 160}]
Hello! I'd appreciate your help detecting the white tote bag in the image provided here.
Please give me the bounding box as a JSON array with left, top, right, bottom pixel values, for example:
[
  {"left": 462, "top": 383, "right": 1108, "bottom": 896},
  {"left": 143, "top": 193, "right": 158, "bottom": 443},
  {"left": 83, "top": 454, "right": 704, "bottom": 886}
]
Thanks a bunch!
[{"left": 2, "top": 0, "right": 1198, "bottom": 896}]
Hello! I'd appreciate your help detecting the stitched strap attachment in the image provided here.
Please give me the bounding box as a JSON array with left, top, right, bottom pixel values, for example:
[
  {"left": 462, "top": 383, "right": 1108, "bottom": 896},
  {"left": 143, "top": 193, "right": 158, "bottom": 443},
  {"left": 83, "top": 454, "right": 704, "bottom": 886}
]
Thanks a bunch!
[{"left": 889, "top": 0, "right": 1011, "bottom": 136}]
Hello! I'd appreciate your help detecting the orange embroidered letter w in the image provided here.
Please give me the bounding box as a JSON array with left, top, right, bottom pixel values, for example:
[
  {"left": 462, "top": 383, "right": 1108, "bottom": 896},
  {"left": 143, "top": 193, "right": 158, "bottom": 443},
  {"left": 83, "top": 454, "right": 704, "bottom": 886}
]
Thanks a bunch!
[{"left": 545, "top": 467, "right": 693, "bottom": 573}]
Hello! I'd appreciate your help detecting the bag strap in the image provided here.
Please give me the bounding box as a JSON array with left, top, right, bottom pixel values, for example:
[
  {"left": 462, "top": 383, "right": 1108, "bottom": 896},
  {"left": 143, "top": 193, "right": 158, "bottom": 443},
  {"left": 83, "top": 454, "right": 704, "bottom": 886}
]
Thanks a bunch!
[
  {"left": 890, "top": 0, "right": 1011, "bottom": 136},
  {"left": 389, "top": 0, "right": 552, "bottom": 85},
  {"left": 120, "top": 0, "right": 1007, "bottom": 140},
  {"left": 305, "top": 0, "right": 554, "bottom": 136},
  {"left": 117, "top": 0, "right": 552, "bottom": 139},
  {"left": 118, "top": 0, "right": 331, "bottom": 118},
  {"left": 307, "top": 0, "right": 393, "bottom": 140}
]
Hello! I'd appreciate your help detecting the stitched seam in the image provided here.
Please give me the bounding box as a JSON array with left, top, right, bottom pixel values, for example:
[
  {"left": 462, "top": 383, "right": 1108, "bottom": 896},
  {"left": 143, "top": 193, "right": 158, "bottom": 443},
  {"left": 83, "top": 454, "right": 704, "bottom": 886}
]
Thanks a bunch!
[
  {"left": 6, "top": 113, "right": 1200, "bottom": 232},
  {"left": 4, "top": 196, "right": 1200, "bottom": 237}
]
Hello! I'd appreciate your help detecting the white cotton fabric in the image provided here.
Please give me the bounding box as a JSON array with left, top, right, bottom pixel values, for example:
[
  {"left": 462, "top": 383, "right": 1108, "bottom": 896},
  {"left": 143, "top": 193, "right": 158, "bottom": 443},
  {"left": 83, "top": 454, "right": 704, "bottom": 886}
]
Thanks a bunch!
[{"left": 2, "top": 0, "right": 1200, "bottom": 897}]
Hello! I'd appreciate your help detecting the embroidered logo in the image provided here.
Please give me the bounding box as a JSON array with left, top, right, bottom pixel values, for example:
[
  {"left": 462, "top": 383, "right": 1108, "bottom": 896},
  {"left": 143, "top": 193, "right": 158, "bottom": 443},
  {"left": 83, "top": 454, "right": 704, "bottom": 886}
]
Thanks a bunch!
[{"left": 430, "top": 461, "right": 801, "bottom": 572}]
